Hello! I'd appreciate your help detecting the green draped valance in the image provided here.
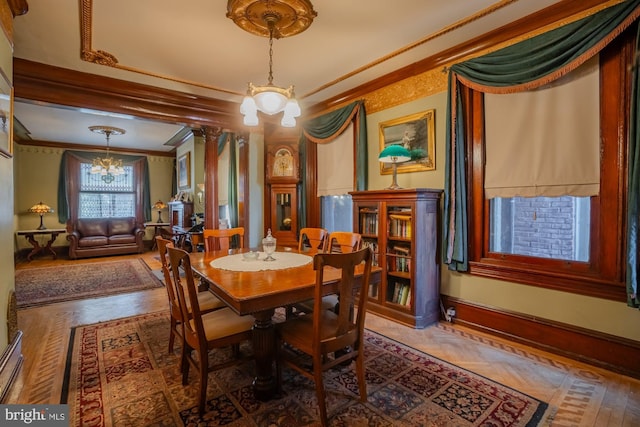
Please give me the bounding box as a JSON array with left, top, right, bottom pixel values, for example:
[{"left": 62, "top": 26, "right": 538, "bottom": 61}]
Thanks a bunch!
[
  {"left": 218, "top": 132, "right": 239, "bottom": 229},
  {"left": 299, "top": 100, "right": 368, "bottom": 228},
  {"left": 443, "top": 0, "right": 640, "bottom": 304}
]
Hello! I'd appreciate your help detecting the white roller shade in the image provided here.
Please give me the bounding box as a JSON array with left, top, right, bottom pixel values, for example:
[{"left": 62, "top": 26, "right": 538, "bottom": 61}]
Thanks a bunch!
[
  {"left": 317, "top": 123, "right": 355, "bottom": 196},
  {"left": 484, "top": 56, "right": 600, "bottom": 198}
]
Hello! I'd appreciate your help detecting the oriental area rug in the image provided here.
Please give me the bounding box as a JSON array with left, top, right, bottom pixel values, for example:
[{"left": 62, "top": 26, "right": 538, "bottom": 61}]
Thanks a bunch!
[
  {"left": 63, "top": 312, "right": 548, "bottom": 426},
  {"left": 15, "top": 259, "right": 163, "bottom": 308}
]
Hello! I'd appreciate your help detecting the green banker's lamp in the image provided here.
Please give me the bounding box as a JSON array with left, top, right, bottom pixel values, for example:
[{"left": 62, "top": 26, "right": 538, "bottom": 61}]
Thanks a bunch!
[{"left": 378, "top": 145, "right": 411, "bottom": 190}]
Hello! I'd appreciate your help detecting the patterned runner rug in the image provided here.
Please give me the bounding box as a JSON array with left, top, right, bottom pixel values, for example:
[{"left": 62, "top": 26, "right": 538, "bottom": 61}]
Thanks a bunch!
[
  {"left": 63, "top": 312, "right": 548, "bottom": 426},
  {"left": 15, "top": 259, "right": 163, "bottom": 308}
]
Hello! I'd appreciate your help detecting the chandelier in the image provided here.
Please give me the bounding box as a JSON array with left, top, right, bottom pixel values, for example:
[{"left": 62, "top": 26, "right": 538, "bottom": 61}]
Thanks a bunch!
[
  {"left": 89, "top": 125, "right": 126, "bottom": 183},
  {"left": 227, "top": 0, "right": 317, "bottom": 128}
]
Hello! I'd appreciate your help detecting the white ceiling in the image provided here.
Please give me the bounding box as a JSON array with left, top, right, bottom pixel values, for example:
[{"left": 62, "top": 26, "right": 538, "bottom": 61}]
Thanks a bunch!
[{"left": 11, "top": 0, "right": 572, "bottom": 152}]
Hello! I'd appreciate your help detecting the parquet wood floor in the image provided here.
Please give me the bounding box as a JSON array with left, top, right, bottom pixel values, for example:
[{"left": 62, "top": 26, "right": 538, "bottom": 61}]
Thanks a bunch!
[{"left": 9, "top": 251, "right": 640, "bottom": 426}]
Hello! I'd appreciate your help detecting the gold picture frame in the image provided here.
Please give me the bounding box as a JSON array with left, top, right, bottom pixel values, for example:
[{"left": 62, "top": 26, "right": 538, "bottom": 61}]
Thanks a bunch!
[
  {"left": 178, "top": 152, "right": 191, "bottom": 189},
  {"left": 0, "top": 70, "right": 13, "bottom": 159},
  {"left": 379, "top": 109, "right": 435, "bottom": 174}
]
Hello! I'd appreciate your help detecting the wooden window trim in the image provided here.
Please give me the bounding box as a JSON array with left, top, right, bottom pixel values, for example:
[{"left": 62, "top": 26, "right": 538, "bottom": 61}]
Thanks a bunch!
[{"left": 464, "top": 28, "right": 634, "bottom": 302}]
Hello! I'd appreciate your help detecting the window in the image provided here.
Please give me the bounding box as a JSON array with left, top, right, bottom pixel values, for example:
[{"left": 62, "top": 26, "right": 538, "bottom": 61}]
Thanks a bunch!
[
  {"left": 321, "top": 195, "right": 353, "bottom": 233},
  {"left": 490, "top": 196, "right": 590, "bottom": 262},
  {"left": 78, "top": 163, "right": 136, "bottom": 218},
  {"left": 463, "top": 30, "right": 632, "bottom": 301}
]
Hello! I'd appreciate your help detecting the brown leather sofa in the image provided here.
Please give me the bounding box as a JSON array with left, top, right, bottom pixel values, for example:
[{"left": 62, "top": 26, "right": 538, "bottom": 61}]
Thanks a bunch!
[{"left": 67, "top": 217, "right": 145, "bottom": 259}]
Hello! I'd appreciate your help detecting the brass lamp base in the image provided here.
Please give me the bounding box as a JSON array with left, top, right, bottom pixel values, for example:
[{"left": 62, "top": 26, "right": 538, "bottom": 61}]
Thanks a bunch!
[{"left": 385, "top": 163, "right": 403, "bottom": 190}]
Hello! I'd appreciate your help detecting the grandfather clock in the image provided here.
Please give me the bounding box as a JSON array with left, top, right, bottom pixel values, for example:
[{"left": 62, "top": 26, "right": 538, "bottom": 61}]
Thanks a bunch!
[{"left": 265, "top": 142, "right": 300, "bottom": 247}]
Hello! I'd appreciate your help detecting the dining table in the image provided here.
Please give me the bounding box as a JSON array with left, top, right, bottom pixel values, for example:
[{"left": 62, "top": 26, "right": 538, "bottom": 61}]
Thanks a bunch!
[{"left": 189, "top": 247, "right": 380, "bottom": 401}]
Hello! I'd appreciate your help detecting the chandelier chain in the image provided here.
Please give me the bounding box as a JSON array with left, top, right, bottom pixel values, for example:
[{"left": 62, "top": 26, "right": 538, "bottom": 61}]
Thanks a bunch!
[{"left": 267, "top": 21, "right": 275, "bottom": 85}]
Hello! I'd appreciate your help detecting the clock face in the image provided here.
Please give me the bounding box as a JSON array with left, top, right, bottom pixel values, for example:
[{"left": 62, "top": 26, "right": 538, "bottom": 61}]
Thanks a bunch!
[{"left": 273, "top": 148, "right": 294, "bottom": 177}]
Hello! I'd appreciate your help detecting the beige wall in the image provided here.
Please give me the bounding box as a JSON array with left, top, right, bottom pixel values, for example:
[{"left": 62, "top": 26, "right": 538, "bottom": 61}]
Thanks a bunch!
[
  {"left": 364, "top": 90, "right": 640, "bottom": 343},
  {"left": 175, "top": 135, "right": 195, "bottom": 202},
  {"left": 1, "top": 0, "right": 14, "bottom": 350},
  {"left": 13, "top": 144, "right": 175, "bottom": 250}
]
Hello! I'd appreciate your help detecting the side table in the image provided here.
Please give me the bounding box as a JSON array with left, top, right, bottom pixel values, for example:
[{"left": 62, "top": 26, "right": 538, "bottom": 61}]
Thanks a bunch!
[
  {"left": 144, "top": 222, "right": 170, "bottom": 250},
  {"left": 17, "top": 228, "right": 67, "bottom": 261}
]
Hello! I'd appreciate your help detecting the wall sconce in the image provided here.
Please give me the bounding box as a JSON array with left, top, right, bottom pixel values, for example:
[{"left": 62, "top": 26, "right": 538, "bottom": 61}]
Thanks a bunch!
[
  {"left": 197, "top": 183, "right": 204, "bottom": 204},
  {"left": 378, "top": 145, "right": 411, "bottom": 190}
]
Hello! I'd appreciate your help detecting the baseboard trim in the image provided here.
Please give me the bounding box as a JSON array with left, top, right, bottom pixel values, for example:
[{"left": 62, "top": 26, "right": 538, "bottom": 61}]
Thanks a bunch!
[
  {"left": 0, "top": 330, "right": 24, "bottom": 403},
  {"left": 440, "top": 296, "right": 640, "bottom": 379}
]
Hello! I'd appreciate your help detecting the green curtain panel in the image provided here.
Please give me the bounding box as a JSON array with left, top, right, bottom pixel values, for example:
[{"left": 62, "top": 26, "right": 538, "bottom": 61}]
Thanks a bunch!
[
  {"left": 217, "top": 132, "right": 239, "bottom": 227},
  {"left": 57, "top": 150, "right": 151, "bottom": 223},
  {"left": 443, "top": 0, "right": 640, "bottom": 279},
  {"left": 627, "top": 24, "right": 640, "bottom": 307},
  {"left": 299, "top": 100, "right": 368, "bottom": 228}
]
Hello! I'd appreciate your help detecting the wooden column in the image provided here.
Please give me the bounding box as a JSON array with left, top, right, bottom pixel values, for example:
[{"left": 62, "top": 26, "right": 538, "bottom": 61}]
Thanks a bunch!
[
  {"left": 237, "top": 132, "right": 250, "bottom": 248},
  {"left": 203, "top": 126, "right": 223, "bottom": 230}
]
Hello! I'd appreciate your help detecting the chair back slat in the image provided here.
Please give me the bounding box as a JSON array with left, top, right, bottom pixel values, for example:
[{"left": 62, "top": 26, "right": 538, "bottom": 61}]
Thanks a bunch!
[
  {"left": 203, "top": 227, "right": 245, "bottom": 252},
  {"left": 168, "top": 246, "right": 205, "bottom": 346},
  {"left": 298, "top": 227, "right": 329, "bottom": 254},
  {"left": 328, "top": 231, "right": 362, "bottom": 253},
  {"left": 312, "top": 246, "right": 372, "bottom": 352},
  {"left": 156, "top": 236, "right": 180, "bottom": 317}
]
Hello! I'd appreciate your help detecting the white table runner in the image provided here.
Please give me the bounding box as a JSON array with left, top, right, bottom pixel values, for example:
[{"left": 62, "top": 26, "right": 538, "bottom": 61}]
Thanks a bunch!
[{"left": 210, "top": 251, "right": 313, "bottom": 272}]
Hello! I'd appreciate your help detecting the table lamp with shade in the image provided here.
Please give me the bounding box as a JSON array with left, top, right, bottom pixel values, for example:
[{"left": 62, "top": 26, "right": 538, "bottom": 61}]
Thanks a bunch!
[
  {"left": 378, "top": 145, "right": 411, "bottom": 190},
  {"left": 28, "top": 202, "right": 54, "bottom": 230},
  {"left": 153, "top": 200, "right": 167, "bottom": 223}
]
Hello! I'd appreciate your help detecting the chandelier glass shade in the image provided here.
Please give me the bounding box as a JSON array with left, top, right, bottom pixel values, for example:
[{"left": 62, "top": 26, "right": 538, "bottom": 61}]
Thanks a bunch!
[{"left": 89, "top": 125, "right": 126, "bottom": 183}]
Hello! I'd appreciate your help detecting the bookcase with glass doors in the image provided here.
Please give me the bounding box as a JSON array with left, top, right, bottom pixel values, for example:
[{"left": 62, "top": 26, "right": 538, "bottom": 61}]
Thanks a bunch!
[{"left": 350, "top": 188, "right": 442, "bottom": 328}]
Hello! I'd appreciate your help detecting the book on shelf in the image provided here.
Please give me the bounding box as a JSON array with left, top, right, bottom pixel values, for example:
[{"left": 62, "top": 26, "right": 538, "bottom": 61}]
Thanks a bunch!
[
  {"left": 391, "top": 282, "right": 401, "bottom": 303},
  {"left": 397, "top": 285, "right": 404, "bottom": 305},
  {"left": 392, "top": 245, "right": 410, "bottom": 254},
  {"left": 389, "top": 281, "right": 411, "bottom": 305},
  {"left": 363, "top": 240, "right": 379, "bottom": 266},
  {"left": 363, "top": 240, "right": 378, "bottom": 252},
  {"left": 388, "top": 216, "right": 412, "bottom": 238},
  {"left": 404, "top": 287, "right": 411, "bottom": 307},
  {"left": 368, "top": 283, "right": 378, "bottom": 298},
  {"left": 360, "top": 213, "right": 378, "bottom": 235},
  {"left": 389, "top": 214, "right": 411, "bottom": 221}
]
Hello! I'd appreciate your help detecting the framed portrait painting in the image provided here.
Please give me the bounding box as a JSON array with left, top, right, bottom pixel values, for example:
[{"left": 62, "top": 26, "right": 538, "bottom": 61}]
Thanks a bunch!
[
  {"left": 178, "top": 152, "right": 191, "bottom": 189},
  {"left": 0, "top": 72, "right": 13, "bottom": 158},
  {"left": 379, "top": 109, "right": 435, "bottom": 174}
]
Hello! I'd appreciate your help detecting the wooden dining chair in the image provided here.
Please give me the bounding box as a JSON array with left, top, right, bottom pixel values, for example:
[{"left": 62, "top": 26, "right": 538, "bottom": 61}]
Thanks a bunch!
[
  {"left": 286, "top": 227, "right": 332, "bottom": 318},
  {"left": 298, "top": 227, "right": 329, "bottom": 254},
  {"left": 327, "top": 231, "right": 363, "bottom": 253},
  {"left": 289, "top": 230, "right": 362, "bottom": 317},
  {"left": 203, "top": 227, "right": 245, "bottom": 252},
  {"left": 155, "top": 236, "right": 226, "bottom": 355},
  {"left": 167, "top": 246, "right": 255, "bottom": 415},
  {"left": 275, "top": 247, "right": 373, "bottom": 427}
]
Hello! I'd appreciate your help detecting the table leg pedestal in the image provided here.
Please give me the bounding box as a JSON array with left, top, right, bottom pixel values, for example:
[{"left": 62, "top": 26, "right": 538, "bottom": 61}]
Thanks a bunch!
[
  {"left": 23, "top": 232, "right": 60, "bottom": 261},
  {"left": 251, "top": 309, "right": 277, "bottom": 401}
]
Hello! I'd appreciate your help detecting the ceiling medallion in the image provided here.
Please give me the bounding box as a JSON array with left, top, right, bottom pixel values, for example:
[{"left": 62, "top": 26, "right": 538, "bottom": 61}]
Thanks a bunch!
[{"left": 226, "top": 0, "right": 317, "bottom": 39}]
